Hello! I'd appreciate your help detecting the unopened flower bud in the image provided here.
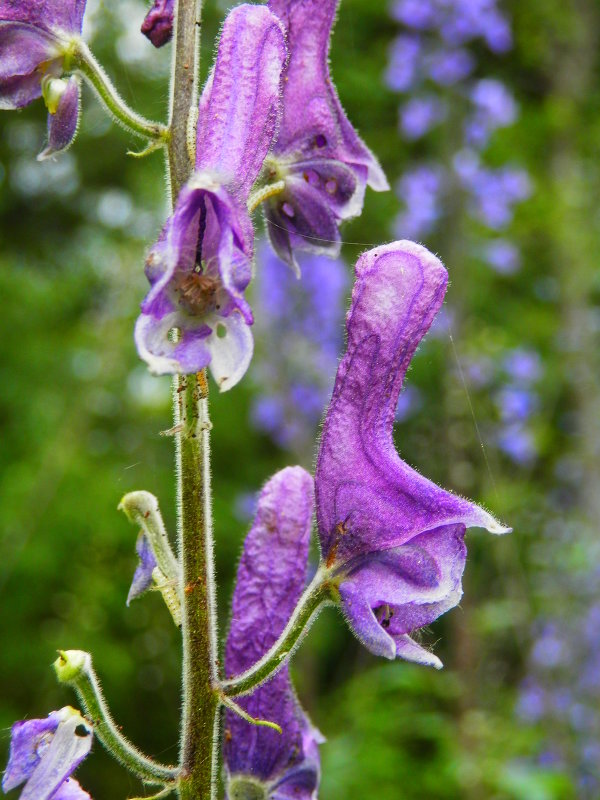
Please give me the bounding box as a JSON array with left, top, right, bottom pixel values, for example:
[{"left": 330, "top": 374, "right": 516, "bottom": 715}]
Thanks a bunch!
[{"left": 54, "top": 649, "right": 90, "bottom": 684}]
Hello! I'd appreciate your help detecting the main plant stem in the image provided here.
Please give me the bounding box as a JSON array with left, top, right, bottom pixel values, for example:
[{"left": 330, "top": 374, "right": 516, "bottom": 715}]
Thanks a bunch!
[{"left": 166, "top": 2, "right": 218, "bottom": 799}]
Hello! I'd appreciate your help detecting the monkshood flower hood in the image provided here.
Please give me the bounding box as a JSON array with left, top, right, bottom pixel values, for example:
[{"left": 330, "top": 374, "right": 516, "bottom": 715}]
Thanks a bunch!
[
  {"left": 263, "top": 0, "right": 389, "bottom": 271},
  {"left": 316, "top": 241, "right": 510, "bottom": 668},
  {"left": 0, "top": 0, "right": 85, "bottom": 158},
  {"left": 135, "top": 4, "right": 286, "bottom": 389},
  {"left": 2, "top": 706, "right": 93, "bottom": 799},
  {"left": 224, "top": 467, "right": 322, "bottom": 800}
]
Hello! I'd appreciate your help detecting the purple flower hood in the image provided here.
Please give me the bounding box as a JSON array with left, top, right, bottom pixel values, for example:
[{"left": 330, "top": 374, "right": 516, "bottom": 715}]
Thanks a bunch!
[
  {"left": 263, "top": 0, "right": 389, "bottom": 270},
  {"left": 224, "top": 467, "right": 322, "bottom": 800},
  {"left": 315, "top": 241, "right": 509, "bottom": 666},
  {"left": 135, "top": 4, "right": 286, "bottom": 388}
]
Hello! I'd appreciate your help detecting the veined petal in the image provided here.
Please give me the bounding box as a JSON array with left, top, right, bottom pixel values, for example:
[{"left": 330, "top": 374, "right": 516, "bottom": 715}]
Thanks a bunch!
[
  {"left": 135, "top": 174, "right": 254, "bottom": 381},
  {"left": 196, "top": 4, "right": 287, "bottom": 204},
  {"left": 53, "top": 778, "right": 91, "bottom": 800},
  {"left": 141, "top": 0, "right": 173, "bottom": 47},
  {"left": 286, "top": 158, "right": 366, "bottom": 221},
  {"left": 0, "top": 22, "right": 58, "bottom": 109},
  {"left": 16, "top": 709, "right": 92, "bottom": 800},
  {"left": 316, "top": 241, "right": 509, "bottom": 567},
  {"left": 268, "top": 0, "right": 388, "bottom": 191},
  {"left": 38, "top": 75, "right": 80, "bottom": 160},
  {"left": 224, "top": 468, "right": 320, "bottom": 789},
  {"left": 205, "top": 311, "right": 253, "bottom": 392},
  {"left": 338, "top": 524, "right": 466, "bottom": 667},
  {"left": 0, "top": 0, "right": 87, "bottom": 35},
  {"left": 264, "top": 178, "right": 341, "bottom": 269},
  {"left": 2, "top": 714, "right": 60, "bottom": 791}
]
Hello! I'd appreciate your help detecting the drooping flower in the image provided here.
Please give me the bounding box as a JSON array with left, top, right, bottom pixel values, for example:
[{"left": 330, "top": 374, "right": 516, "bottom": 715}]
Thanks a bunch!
[
  {"left": 3, "top": 706, "right": 93, "bottom": 800},
  {"left": 224, "top": 467, "right": 322, "bottom": 800},
  {"left": 0, "top": 0, "right": 86, "bottom": 158},
  {"left": 262, "top": 0, "right": 389, "bottom": 271},
  {"left": 141, "top": 0, "right": 174, "bottom": 48},
  {"left": 315, "top": 241, "right": 509, "bottom": 668},
  {"left": 135, "top": 4, "right": 286, "bottom": 388},
  {"left": 127, "top": 531, "right": 157, "bottom": 605}
]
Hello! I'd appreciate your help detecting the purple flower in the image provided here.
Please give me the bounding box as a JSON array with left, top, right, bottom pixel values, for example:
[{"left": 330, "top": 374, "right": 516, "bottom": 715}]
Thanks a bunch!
[
  {"left": 395, "top": 165, "right": 445, "bottom": 239},
  {"left": 224, "top": 467, "right": 322, "bottom": 799},
  {"left": 263, "top": 0, "right": 388, "bottom": 270},
  {"left": 135, "top": 5, "right": 286, "bottom": 388},
  {"left": 496, "top": 386, "right": 537, "bottom": 422},
  {"left": 503, "top": 348, "right": 542, "bottom": 383},
  {"left": 385, "top": 35, "right": 421, "bottom": 92},
  {"left": 456, "top": 156, "right": 531, "bottom": 229},
  {"left": 390, "top": 0, "right": 435, "bottom": 30},
  {"left": 315, "top": 241, "right": 509, "bottom": 667},
  {"left": 127, "top": 532, "right": 157, "bottom": 605},
  {"left": 427, "top": 48, "right": 474, "bottom": 86},
  {"left": 251, "top": 244, "right": 348, "bottom": 451},
  {"left": 497, "top": 423, "right": 536, "bottom": 465},
  {"left": 3, "top": 706, "right": 93, "bottom": 799},
  {"left": 0, "top": 0, "right": 86, "bottom": 157},
  {"left": 400, "top": 95, "right": 446, "bottom": 140},
  {"left": 141, "top": 0, "right": 173, "bottom": 47},
  {"left": 483, "top": 239, "right": 521, "bottom": 274}
]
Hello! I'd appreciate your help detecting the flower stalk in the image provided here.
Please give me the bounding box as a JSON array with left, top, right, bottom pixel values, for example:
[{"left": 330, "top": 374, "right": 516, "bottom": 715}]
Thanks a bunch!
[
  {"left": 54, "top": 650, "right": 178, "bottom": 786},
  {"left": 163, "top": 2, "right": 220, "bottom": 797},
  {"left": 71, "top": 40, "right": 168, "bottom": 142},
  {"left": 222, "top": 568, "right": 335, "bottom": 698}
]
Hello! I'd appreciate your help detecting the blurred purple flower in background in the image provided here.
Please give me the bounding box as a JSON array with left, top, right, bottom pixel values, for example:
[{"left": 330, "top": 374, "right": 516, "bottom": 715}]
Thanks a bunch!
[
  {"left": 250, "top": 243, "right": 348, "bottom": 454},
  {"left": 387, "top": 0, "right": 530, "bottom": 271},
  {"left": 395, "top": 165, "right": 444, "bottom": 240}
]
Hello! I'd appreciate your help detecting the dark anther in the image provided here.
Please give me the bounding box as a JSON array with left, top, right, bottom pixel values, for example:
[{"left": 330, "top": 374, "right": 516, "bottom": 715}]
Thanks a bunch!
[
  {"left": 314, "top": 133, "right": 327, "bottom": 148},
  {"left": 75, "top": 724, "right": 91, "bottom": 738}
]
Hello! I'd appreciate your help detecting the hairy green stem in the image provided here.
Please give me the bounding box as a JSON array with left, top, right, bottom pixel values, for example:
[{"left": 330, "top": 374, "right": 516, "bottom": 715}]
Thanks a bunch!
[
  {"left": 222, "top": 569, "right": 334, "bottom": 698},
  {"left": 71, "top": 40, "right": 167, "bottom": 142},
  {"left": 165, "top": 3, "right": 217, "bottom": 797},
  {"left": 54, "top": 650, "right": 178, "bottom": 785},
  {"left": 175, "top": 373, "right": 219, "bottom": 800},
  {"left": 167, "top": 0, "right": 201, "bottom": 198}
]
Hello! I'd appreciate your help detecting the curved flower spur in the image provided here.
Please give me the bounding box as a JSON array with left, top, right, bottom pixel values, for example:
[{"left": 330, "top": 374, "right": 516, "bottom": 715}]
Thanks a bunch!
[
  {"left": 224, "top": 467, "right": 322, "bottom": 800},
  {"left": 315, "top": 241, "right": 510, "bottom": 668},
  {"left": 262, "top": 0, "right": 389, "bottom": 272},
  {"left": 135, "top": 4, "right": 287, "bottom": 389},
  {"left": 0, "top": 0, "right": 86, "bottom": 158}
]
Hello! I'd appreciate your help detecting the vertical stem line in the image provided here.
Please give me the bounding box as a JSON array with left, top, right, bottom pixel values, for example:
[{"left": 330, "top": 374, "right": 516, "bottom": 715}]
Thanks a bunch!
[
  {"left": 168, "top": 0, "right": 201, "bottom": 197},
  {"left": 176, "top": 373, "right": 219, "bottom": 800},
  {"left": 165, "top": 1, "right": 218, "bottom": 798}
]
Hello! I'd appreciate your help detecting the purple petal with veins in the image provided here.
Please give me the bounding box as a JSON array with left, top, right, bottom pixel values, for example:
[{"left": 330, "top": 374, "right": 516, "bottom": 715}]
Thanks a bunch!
[
  {"left": 224, "top": 467, "right": 322, "bottom": 798},
  {"left": 315, "top": 241, "right": 509, "bottom": 666},
  {"left": 265, "top": 0, "right": 388, "bottom": 268}
]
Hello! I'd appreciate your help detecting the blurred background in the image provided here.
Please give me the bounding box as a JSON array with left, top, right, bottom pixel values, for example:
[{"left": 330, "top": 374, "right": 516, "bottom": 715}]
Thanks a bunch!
[{"left": 1, "top": 0, "right": 599, "bottom": 797}]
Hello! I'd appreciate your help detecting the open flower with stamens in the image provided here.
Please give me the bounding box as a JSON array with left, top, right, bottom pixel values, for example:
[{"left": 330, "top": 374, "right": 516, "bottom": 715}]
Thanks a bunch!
[
  {"left": 2, "top": 706, "right": 93, "bottom": 799},
  {"left": 263, "top": 0, "right": 389, "bottom": 271},
  {"left": 0, "top": 0, "right": 85, "bottom": 158},
  {"left": 315, "top": 241, "right": 510, "bottom": 667},
  {"left": 135, "top": 3, "right": 286, "bottom": 389},
  {"left": 224, "top": 467, "right": 323, "bottom": 800}
]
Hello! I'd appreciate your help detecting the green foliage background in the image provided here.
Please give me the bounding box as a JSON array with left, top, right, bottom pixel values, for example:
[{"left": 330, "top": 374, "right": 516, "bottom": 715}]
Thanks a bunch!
[{"left": 1, "top": 0, "right": 598, "bottom": 797}]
